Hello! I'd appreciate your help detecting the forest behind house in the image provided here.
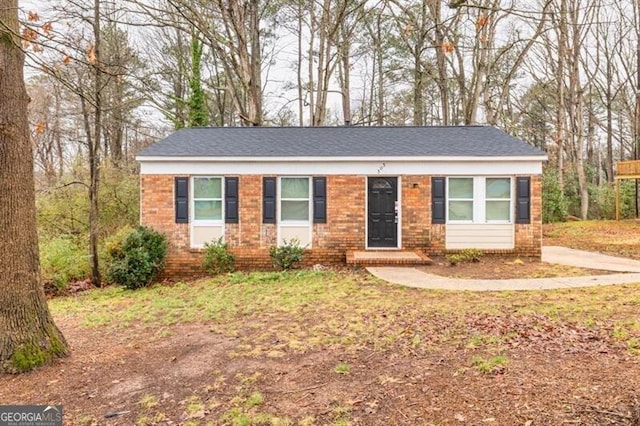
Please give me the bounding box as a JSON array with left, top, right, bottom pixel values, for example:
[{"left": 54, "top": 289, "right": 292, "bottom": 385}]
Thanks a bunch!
[{"left": 21, "top": 0, "right": 640, "bottom": 289}]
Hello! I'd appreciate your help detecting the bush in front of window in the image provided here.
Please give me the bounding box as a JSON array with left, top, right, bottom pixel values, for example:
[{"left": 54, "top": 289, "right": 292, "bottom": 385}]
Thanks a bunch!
[
  {"left": 269, "top": 238, "right": 305, "bottom": 270},
  {"left": 105, "top": 226, "right": 168, "bottom": 289},
  {"left": 446, "top": 248, "right": 483, "bottom": 266},
  {"left": 202, "top": 237, "right": 235, "bottom": 275}
]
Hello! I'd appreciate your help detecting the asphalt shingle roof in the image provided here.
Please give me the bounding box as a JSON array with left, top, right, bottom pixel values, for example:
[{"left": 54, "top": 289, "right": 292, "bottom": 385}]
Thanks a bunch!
[{"left": 137, "top": 126, "right": 545, "bottom": 158}]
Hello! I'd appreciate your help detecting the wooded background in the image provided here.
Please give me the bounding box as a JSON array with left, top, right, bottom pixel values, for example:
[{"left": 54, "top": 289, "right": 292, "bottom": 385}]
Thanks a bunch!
[{"left": 18, "top": 0, "right": 640, "bottom": 286}]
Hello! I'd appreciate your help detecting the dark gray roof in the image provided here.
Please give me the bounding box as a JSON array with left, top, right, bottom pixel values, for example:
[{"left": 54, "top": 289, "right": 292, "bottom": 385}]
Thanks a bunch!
[{"left": 137, "top": 126, "right": 545, "bottom": 158}]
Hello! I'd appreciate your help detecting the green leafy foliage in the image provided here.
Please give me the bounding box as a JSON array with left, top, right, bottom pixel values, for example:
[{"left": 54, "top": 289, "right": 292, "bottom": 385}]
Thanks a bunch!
[
  {"left": 588, "top": 180, "right": 637, "bottom": 220},
  {"left": 202, "top": 237, "right": 235, "bottom": 275},
  {"left": 269, "top": 238, "right": 305, "bottom": 270},
  {"left": 542, "top": 168, "right": 568, "bottom": 223},
  {"left": 40, "top": 236, "right": 91, "bottom": 291},
  {"left": 446, "top": 248, "right": 483, "bottom": 266},
  {"left": 105, "top": 226, "right": 168, "bottom": 289},
  {"left": 36, "top": 166, "right": 139, "bottom": 242}
]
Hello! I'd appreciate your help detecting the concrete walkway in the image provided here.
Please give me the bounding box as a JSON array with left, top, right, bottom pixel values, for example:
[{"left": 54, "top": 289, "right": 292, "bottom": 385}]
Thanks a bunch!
[{"left": 367, "top": 246, "right": 640, "bottom": 291}]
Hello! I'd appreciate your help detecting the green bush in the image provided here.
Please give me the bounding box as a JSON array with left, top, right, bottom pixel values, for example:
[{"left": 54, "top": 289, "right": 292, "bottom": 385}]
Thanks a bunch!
[
  {"left": 99, "top": 225, "right": 133, "bottom": 278},
  {"left": 445, "top": 253, "right": 464, "bottom": 266},
  {"left": 202, "top": 237, "right": 235, "bottom": 275},
  {"left": 105, "top": 226, "right": 168, "bottom": 289},
  {"left": 445, "top": 248, "right": 483, "bottom": 266},
  {"left": 269, "top": 238, "right": 305, "bottom": 270},
  {"left": 542, "top": 168, "right": 568, "bottom": 223},
  {"left": 40, "top": 236, "right": 91, "bottom": 291}
]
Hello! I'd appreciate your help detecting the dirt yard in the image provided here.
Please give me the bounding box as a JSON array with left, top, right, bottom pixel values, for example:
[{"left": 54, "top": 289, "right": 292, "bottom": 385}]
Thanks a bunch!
[{"left": 2, "top": 221, "right": 640, "bottom": 425}]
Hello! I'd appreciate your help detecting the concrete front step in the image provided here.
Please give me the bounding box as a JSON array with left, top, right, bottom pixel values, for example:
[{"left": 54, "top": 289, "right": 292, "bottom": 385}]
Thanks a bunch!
[{"left": 346, "top": 250, "right": 432, "bottom": 266}]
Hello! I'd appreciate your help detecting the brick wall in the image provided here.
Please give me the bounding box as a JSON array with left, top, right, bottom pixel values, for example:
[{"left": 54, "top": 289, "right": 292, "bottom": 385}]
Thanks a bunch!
[
  {"left": 401, "top": 176, "right": 431, "bottom": 250},
  {"left": 514, "top": 174, "right": 543, "bottom": 257},
  {"left": 141, "top": 173, "right": 543, "bottom": 278}
]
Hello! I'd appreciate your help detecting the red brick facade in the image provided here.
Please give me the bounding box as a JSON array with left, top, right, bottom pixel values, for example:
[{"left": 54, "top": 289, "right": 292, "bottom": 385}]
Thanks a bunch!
[{"left": 141, "top": 173, "right": 542, "bottom": 278}]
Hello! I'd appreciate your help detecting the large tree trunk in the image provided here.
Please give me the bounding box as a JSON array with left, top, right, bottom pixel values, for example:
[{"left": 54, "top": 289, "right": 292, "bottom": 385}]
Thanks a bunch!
[
  {"left": 89, "top": 0, "right": 102, "bottom": 286},
  {"left": 0, "top": 0, "right": 68, "bottom": 373}
]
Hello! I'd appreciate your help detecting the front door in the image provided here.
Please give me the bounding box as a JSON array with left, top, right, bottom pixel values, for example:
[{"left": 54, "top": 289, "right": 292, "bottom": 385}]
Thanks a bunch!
[{"left": 367, "top": 177, "right": 398, "bottom": 248}]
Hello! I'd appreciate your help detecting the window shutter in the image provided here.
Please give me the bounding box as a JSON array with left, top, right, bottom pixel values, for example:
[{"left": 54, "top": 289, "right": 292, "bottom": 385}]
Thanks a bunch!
[
  {"left": 432, "top": 177, "right": 446, "bottom": 224},
  {"left": 175, "top": 177, "right": 189, "bottom": 223},
  {"left": 225, "top": 177, "right": 239, "bottom": 223},
  {"left": 263, "top": 177, "right": 276, "bottom": 223},
  {"left": 516, "top": 177, "right": 531, "bottom": 224},
  {"left": 313, "top": 177, "right": 327, "bottom": 223}
]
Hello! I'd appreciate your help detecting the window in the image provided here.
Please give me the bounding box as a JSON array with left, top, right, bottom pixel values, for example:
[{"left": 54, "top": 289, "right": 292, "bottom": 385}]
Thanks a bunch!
[
  {"left": 448, "top": 178, "right": 474, "bottom": 221},
  {"left": 280, "top": 177, "right": 310, "bottom": 221},
  {"left": 447, "top": 177, "right": 512, "bottom": 223},
  {"left": 193, "top": 177, "right": 223, "bottom": 221},
  {"left": 485, "top": 178, "right": 511, "bottom": 221}
]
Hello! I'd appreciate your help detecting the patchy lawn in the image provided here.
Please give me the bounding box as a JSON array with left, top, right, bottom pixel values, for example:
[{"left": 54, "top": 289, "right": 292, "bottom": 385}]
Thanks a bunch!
[
  {"left": 2, "top": 270, "right": 640, "bottom": 425},
  {"left": 544, "top": 219, "right": 640, "bottom": 259}
]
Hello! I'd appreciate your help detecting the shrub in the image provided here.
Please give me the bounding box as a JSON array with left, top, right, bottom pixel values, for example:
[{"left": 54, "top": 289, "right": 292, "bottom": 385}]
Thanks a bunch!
[
  {"left": 460, "top": 248, "right": 483, "bottom": 262},
  {"left": 269, "top": 238, "right": 305, "bottom": 270},
  {"left": 105, "top": 226, "right": 168, "bottom": 289},
  {"left": 202, "top": 237, "right": 235, "bottom": 275},
  {"left": 542, "top": 168, "right": 568, "bottom": 223},
  {"left": 100, "top": 225, "right": 133, "bottom": 277},
  {"left": 445, "top": 248, "right": 483, "bottom": 266},
  {"left": 40, "top": 236, "right": 91, "bottom": 292},
  {"left": 445, "top": 253, "right": 464, "bottom": 266}
]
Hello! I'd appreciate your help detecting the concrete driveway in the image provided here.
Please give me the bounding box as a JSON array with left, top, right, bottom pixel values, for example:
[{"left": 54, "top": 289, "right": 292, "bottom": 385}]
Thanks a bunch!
[{"left": 367, "top": 246, "right": 640, "bottom": 291}]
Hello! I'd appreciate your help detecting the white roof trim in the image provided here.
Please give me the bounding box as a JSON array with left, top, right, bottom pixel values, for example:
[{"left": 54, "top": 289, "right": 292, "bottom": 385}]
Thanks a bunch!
[{"left": 136, "top": 155, "right": 548, "bottom": 163}]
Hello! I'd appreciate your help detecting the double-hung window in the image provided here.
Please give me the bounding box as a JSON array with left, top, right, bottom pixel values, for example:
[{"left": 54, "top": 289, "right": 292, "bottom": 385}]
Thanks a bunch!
[
  {"left": 280, "top": 177, "right": 310, "bottom": 222},
  {"left": 279, "top": 177, "right": 312, "bottom": 246},
  {"left": 191, "top": 177, "right": 224, "bottom": 247},
  {"left": 193, "top": 177, "right": 223, "bottom": 221},
  {"left": 448, "top": 178, "right": 474, "bottom": 221},
  {"left": 485, "top": 178, "right": 511, "bottom": 221},
  {"left": 447, "top": 177, "right": 512, "bottom": 223}
]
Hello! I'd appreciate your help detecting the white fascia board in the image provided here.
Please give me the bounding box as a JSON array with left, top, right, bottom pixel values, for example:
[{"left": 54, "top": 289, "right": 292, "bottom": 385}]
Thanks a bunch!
[
  {"left": 136, "top": 155, "right": 547, "bottom": 163},
  {"left": 139, "top": 158, "right": 544, "bottom": 176}
]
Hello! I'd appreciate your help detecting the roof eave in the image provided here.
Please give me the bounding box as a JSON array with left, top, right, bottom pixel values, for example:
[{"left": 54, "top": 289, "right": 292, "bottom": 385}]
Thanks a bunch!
[{"left": 135, "top": 155, "right": 548, "bottom": 162}]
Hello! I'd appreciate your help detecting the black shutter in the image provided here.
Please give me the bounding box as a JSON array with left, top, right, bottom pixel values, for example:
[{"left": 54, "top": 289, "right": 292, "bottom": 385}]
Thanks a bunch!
[
  {"left": 432, "top": 177, "right": 446, "bottom": 224},
  {"left": 516, "top": 176, "right": 531, "bottom": 224},
  {"left": 175, "top": 177, "right": 189, "bottom": 223},
  {"left": 225, "top": 177, "right": 239, "bottom": 223},
  {"left": 313, "top": 177, "right": 327, "bottom": 223},
  {"left": 263, "top": 177, "right": 276, "bottom": 223}
]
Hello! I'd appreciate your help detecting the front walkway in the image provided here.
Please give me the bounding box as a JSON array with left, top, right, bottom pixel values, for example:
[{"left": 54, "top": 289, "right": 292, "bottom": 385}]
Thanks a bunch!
[{"left": 367, "top": 246, "right": 640, "bottom": 291}]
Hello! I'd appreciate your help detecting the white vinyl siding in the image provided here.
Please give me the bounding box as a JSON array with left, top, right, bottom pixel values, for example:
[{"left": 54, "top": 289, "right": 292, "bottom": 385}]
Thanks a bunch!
[
  {"left": 445, "top": 177, "right": 514, "bottom": 250},
  {"left": 191, "top": 177, "right": 224, "bottom": 248},
  {"left": 278, "top": 177, "right": 312, "bottom": 247},
  {"left": 446, "top": 224, "right": 515, "bottom": 249}
]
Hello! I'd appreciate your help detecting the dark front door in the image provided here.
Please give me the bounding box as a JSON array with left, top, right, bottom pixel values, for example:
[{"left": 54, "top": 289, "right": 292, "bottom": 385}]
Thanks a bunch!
[{"left": 368, "top": 177, "right": 398, "bottom": 248}]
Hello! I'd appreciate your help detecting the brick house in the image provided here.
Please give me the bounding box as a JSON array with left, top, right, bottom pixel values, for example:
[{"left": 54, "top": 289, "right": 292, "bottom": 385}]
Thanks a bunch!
[{"left": 137, "top": 126, "right": 546, "bottom": 276}]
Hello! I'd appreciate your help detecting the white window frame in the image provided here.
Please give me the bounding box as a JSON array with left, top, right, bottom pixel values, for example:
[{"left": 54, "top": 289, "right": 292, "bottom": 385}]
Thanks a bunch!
[
  {"left": 447, "top": 177, "right": 475, "bottom": 223},
  {"left": 190, "top": 176, "right": 225, "bottom": 249},
  {"left": 278, "top": 176, "right": 312, "bottom": 247},
  {"left": 192, "top": 176, "right": 224, "bottom": 224},
  {"left": 446, "top": 176, "right": 513, "bottom": 224},
  {"left": 484, "top": 177, "right": 513, "bottom": 223}
]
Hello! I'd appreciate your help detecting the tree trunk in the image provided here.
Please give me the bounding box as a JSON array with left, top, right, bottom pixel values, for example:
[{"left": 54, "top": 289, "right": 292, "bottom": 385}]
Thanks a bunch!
[
  {"left": 0, "top": 0, "right": 68, "bottom": 373},
  {"left": 376, "top": 12, "right": 384, "bottom": 125},
  {"left": 338, "top": 21, "right": 352, "bottom": 125},
  {"left": 429, "top": 0, "right": 449, "bottom": 125},
  {"left": 90, "top": 0, "right": 102, "bottom": 286}
]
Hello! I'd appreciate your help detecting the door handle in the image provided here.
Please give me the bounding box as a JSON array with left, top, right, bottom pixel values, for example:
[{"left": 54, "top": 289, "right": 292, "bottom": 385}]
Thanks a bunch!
[{"left": 394, "top": 201, "right": 399, "bottom": 223}]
